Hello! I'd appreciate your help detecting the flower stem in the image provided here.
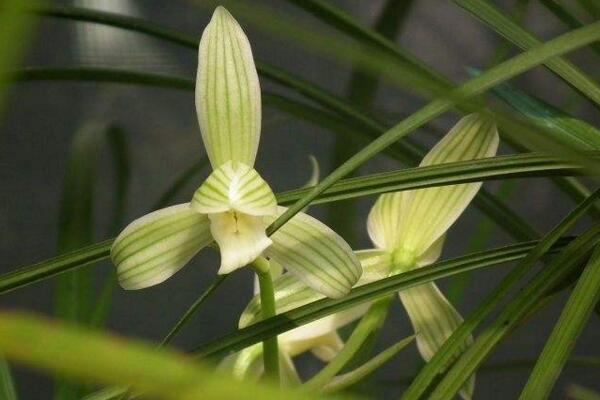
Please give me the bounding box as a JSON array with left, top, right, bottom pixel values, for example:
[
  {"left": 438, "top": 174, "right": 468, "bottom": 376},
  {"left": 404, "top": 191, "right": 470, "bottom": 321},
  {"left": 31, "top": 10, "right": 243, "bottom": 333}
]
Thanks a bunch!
[{"left": 252, "top": 257, "right": 280, "bottom": 384}]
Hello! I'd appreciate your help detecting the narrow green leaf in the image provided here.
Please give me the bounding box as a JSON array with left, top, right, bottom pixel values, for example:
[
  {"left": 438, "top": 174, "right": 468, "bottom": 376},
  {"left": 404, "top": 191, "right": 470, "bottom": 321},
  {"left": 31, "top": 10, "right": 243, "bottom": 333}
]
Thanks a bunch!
[
  {"left": 192, "top": 238, "right": 573, "bottom": 360},
  {"left": 576, "top": 0, "right": 600, "bottom": 19},
  {"left": 487, "top": 78, "right": 600, "bottom": 150},
  {"left": 284, "top": 0, "right": 450, "bottom": 94},
  {"left": 55, "top": 124, "right": 101, "bottom": 322},
  {"left": 105, "top": 125, "right": 131, "bottom": 233},
  {"left": 472, "top": 69, "right": 600, "bottom": 217},
  {"left": 275, "top": 152, "right": 597, "bottom": 206},
  {"left": 540, "top": 0, "right": 600, "bottom": 56},
  {"left": 11, "top": 65, "right": 536, "bottom": 242},
  {"left": 267, "top": 21, "right": 600, "bottom": 235},
  {"left": 0, "top": 358, "right": 17, "bottom": 400},
  {"left": 322, "top": 335, "right": 415, "bottom": 393},
  {"left": 447, "top": 180, "right": 518, "bottom": 305},
  {"left": 55, "top": 122, "right": 130, "bottom": 400},
  {"left": 0, "top": 152, "right": 595, "bottom": 295},
  {"left": 0, "top": 312, "right": 326, "bottom": 400},
  {"left": 29, "top": 4, "right": 598, "bottom": 175},
  {"left": 427, "top": 224, "right": 600, "bottom": 400},
  {"left": 160, "top": 276, "right": 226, "bottom": 346},
  {"left": 402, "top": 189, "right": 600, "bottom": 400},
  {"left": 520, "top": 245, "right": 600, "bottom": 399},
  {"left": 454, "top": 0, "right": 600, "bottom": 107},
  {"left": 329, "top": 0, "right": 416, "bottom": 247}
]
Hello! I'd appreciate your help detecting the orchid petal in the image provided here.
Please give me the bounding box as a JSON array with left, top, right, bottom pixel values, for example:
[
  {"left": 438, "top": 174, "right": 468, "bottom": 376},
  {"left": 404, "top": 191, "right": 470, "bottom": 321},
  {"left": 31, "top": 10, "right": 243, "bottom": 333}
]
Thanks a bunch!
[
  {"left": 399, "top": 282, "right": 475, "bottom": 399},
  {"left": 191, "top": 161, "right": 276, "bottom": 216},
  {"left": 416, "top": 234, "right": 446, "bottom": 268},
  {"left": 367, "top": 191, "right": 409, "bottom": 250},
  {"left": 264, "top": 207, "right": 362, "bottom": 298},
  {"left": 196, "top": 7, "right": 261, "bottom": 168},
  {"left": 208, "top": 212, "right": 272, "bottom": 274},
  {"left": 111, "top": 204, "right": 212, "bottom": 290},
  {"left": 397, "top": 113, "right": 499, "bottom": 256},
  {"left": 356, "top": 249, "right": 393, "bottom": 283}
]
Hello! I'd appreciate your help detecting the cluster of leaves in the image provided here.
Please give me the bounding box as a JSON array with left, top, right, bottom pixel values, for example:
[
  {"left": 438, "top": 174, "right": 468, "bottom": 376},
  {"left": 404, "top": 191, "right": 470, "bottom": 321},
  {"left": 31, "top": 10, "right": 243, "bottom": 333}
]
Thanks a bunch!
[{"left": 0, "top": 1, "right": 599, "bottom": 399}]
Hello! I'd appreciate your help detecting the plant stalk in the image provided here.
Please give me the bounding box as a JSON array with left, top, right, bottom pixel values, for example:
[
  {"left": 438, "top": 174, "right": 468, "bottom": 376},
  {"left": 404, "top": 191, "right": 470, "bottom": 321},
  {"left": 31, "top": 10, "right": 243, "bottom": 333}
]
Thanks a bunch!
[{"left": 252, "top": 257, "right": 280, "bottom": 384}]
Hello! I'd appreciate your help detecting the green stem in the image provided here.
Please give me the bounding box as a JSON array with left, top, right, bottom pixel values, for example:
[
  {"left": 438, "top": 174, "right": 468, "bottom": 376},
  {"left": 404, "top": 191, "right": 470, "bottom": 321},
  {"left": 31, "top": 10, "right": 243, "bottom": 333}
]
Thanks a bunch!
[{"left": 252, "top": 257, "right": 280, "bottom": 384}]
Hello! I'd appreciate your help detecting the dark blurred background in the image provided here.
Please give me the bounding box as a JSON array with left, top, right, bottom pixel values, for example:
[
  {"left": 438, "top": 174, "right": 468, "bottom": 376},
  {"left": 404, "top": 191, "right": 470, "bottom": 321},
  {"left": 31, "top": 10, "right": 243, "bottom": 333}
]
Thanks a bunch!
[{"left": 1, "top": 0, "right": 599, "bottom": 398}]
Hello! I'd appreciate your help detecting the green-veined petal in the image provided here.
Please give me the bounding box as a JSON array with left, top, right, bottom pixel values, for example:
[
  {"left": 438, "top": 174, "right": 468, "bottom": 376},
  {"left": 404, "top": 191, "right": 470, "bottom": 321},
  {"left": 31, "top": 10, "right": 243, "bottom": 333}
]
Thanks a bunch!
[
  {"left": 399, "top": 282, "right": 474, "bottom": 399},
  {"left": 356, "top": 249, "right": 393, "bottom": 283},
  {"left": 416, "top": 234, "right": 446, "bottom": 268},
  {"left": 265, "top": 207, "right": 362, "bottom": 298},
  {"left": 397, "top": 113, "right": 499, "bottom": 256},
  {"left": 196, "top": 7, "right": 261, "bottom": 168},
  {"left": 208, "top": 211, "right": 272, "bottom": 274},
  {"left": 111, "top": 204, "right": 212, "bottom": 290},
  {"left": 367, "top": 191, "right": 409, "bottom": 250},
  {"left": 191, "top": 161, "right": 276, "bottom": 216}
]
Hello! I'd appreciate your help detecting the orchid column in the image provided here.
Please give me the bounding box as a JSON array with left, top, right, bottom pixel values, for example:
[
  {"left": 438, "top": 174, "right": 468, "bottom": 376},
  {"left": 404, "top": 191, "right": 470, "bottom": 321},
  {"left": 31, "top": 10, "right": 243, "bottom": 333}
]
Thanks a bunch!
[{"left": 111, "top": 7, "right": 362, "bottom": 383}]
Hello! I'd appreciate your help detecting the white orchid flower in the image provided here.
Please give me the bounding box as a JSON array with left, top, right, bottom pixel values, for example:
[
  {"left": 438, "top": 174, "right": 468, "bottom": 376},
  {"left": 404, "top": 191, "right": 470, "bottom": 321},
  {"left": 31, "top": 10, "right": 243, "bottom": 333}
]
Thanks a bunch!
[
  {"left": 229, "top": 114, "right": 498, "bottom": 397},
  {"left": 110, "top": 7, "right": 361, "bottom": 299}
]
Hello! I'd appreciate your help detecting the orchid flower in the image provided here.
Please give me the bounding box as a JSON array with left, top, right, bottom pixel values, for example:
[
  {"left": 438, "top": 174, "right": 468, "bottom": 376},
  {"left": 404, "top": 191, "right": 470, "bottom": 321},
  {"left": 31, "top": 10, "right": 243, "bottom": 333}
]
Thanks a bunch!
[
  {"left": 233, "top": 114, "right": 498, "bottom": 397},
  {"left": 110, "top": 7, "right": 361, "bottom": 300}
]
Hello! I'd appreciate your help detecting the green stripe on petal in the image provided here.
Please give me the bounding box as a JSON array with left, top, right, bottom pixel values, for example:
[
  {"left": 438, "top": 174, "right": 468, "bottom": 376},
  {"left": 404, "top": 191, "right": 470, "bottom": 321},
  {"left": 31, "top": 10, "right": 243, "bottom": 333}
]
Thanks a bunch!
[
  {"left": 356, "top": 249, "right": 393, "bottom": 283},
  {"left": 398, "top": 113, "right": 499, "bottom": 256},
  {"left": 367, "top": 191, "right": 409, "bottom": 250},
  {"left": 191, "top": 161, "right": 276, "bottom": 216},
  {"left": 111, "top": 204, "right": 212, "bottom": 290},
  {"left": 399, "top": 282, "right": 474, "bottom": 400},
  {"left": 196, "top": 7, "right": 261, "bottom": 169},
  {"left": 265, "top": 207, "right": 362, "bottom": 298}
]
